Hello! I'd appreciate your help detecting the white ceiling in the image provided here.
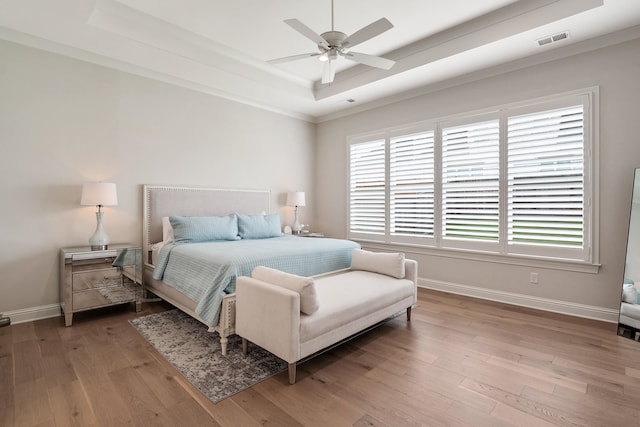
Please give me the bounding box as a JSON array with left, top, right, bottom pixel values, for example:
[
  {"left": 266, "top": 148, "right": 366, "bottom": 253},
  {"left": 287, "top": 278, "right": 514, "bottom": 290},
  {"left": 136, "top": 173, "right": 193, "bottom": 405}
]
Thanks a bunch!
[{"left": 1, "top": 0, "right": 639, "bottom": 122}]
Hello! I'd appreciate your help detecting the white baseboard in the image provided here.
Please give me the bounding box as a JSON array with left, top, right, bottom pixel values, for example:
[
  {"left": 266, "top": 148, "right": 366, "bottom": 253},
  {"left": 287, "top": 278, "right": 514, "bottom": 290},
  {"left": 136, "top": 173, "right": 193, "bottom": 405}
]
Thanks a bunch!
[
  {"left": 418, "top": 278, "right": 620, "bottom": 324},
  {"left": 2, "top": 304, "right": 61, "bottom": 325},
  {"left": 3, "top": 282, "right": 621, "bottom": 326}
]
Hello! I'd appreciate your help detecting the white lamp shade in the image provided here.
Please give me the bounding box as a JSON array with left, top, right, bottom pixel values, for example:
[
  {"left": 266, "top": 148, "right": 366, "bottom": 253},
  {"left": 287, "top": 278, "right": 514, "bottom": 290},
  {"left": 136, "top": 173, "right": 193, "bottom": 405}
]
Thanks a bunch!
[
  {"left": 287, "top": 191, "right": 306, "bottom": 207},
  {"left": 81, "top": 183, "right": 118, "bottom": 206}
]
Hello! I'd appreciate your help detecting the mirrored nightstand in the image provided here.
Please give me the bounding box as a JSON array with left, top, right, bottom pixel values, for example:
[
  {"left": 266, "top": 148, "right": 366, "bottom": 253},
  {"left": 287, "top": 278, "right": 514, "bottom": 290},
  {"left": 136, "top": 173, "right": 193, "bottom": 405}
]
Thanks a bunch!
[{"left": 59, "top": 244, "right": 141, "bottom": 326}]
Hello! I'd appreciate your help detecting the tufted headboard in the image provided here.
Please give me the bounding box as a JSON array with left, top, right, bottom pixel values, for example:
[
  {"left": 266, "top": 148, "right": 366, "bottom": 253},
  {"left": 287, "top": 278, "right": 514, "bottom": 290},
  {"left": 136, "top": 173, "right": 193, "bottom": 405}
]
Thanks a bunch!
[{"left": 142, "top": 185, "right": 271, "bottom": 266}]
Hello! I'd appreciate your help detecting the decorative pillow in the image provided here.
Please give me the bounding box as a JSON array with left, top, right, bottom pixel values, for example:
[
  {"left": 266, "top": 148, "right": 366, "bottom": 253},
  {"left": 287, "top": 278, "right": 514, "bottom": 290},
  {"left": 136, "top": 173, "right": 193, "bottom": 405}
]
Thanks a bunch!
[
  {"left": 162, "top": 216, "right": 175, "bottom": 244},
  {"left": 622, "top": 282, "right": 637, "bottom": 304},
  {"left": 169, "top": 215, "right": 239, "bottom": 243},
  {"left": 251, "top": 266, "right": 319, "bottom": 314},
  {"left": 237, "top": 213, "right": 282, "bottom": 239},
  {"left": 351, "top": 248, "right": 405, "bottom": 279}
]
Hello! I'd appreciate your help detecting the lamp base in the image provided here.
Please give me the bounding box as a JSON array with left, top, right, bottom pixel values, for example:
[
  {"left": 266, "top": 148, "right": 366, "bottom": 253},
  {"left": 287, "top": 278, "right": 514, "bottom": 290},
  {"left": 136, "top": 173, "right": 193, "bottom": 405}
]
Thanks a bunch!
[
  {"left": 292, "top": 206, "right": 302, "bottom": 234},
  {"left": 89, "top": 211, "right": 110, "bottom": 251},
  {"left": 292, "top": 222, "right": 303, "bottom": 234}
]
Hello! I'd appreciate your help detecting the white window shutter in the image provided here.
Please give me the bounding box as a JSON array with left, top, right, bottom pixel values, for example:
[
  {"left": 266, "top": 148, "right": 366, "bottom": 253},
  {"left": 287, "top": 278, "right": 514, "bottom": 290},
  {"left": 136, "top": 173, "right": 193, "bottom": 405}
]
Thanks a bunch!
[
  {"left": 507, "top": 105, "right": 584, "bottom": 247},
  {"left": 349, "top": 140, "right": 386, "bottom": 235},
  {"left": 390, "top": 132, "right": 435, "bottom": 238},
  {"left": 442, "top": 120, "right": 500, "bottom": 241}
]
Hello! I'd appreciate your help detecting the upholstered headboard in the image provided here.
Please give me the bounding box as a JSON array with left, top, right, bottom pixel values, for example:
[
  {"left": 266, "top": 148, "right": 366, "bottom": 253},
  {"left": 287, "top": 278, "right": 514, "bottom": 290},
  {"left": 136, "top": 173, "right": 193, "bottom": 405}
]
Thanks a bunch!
[{"left": 142, "top": 185, "right": 271, "bottom": 265}]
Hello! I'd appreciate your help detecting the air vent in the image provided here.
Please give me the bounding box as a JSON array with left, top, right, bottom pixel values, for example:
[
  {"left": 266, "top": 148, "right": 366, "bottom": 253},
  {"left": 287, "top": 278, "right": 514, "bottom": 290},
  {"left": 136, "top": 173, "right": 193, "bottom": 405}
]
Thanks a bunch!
[
  {"left": 538, "top": 37, "right": 553, "bottom": 46},
  {"left": 537, "top": 30, "right": 570, "bottom": 47},
  {"left": 552, "top": 31, "right": 568, "bottom": 42}
]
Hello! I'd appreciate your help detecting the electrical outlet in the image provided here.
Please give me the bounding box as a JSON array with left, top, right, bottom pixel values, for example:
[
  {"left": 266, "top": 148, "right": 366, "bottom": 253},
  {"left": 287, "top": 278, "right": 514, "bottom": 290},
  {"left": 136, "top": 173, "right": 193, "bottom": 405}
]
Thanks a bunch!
[{"left": 530, "top": 272, "right": 539, "bottom": 284}]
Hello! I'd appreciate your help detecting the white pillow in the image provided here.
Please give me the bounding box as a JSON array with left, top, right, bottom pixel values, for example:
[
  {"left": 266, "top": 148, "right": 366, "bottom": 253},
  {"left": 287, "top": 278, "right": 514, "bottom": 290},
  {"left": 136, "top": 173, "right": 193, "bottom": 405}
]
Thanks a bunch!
[
  {"left": 162, "top": 216, "right": 175, "bottom": 244},
  {"left": 622, "top": 282, "right": 637, "bottom": 304},
  {"left": 351, "top": 248, "right": 405, "bottom": 279},
  {"left": 251, "top": 266, "right": 319, "bottom": 315}
]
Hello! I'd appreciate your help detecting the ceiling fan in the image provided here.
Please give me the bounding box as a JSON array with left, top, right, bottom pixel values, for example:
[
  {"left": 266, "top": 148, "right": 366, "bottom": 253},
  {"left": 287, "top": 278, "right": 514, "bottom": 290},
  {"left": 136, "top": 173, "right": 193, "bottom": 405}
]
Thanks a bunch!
[{"left": 268, "top": 0, "right": 396, "bottom": 84}]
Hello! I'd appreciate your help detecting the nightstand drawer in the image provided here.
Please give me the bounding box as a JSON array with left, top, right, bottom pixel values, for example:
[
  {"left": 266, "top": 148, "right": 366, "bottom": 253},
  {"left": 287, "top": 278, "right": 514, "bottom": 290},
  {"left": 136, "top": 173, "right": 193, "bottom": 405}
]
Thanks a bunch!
[
  {"left": 72, "top": 283, "right": 139, "bottom": 311},
  {"left": 72, "top": 268, "right": 121, "bottom": 291},
  {"left": 72, "top": 289, "right": 110, "bottom": 311}
]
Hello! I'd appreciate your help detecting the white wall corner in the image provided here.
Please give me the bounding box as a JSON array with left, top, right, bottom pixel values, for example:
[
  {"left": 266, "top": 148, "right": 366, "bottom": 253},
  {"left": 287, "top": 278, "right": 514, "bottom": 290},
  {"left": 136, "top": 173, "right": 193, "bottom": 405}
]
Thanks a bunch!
[{"left": 418, "top": 278, "right": 620, "bottom": 324}]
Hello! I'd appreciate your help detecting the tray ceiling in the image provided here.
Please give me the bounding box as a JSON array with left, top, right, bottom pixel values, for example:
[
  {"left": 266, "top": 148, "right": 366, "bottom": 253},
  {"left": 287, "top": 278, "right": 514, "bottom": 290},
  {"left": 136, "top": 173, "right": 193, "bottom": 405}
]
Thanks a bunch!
[{"left": 1, "top": 0, "right": 639, "bottom": 121}]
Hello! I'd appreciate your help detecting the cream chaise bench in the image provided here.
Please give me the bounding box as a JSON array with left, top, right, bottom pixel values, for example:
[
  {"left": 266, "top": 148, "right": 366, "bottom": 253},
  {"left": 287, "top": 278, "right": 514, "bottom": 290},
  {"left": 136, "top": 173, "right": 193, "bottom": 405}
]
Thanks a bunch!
[{"left": 236, "top": 249, "right": 418, "bottom": 384}]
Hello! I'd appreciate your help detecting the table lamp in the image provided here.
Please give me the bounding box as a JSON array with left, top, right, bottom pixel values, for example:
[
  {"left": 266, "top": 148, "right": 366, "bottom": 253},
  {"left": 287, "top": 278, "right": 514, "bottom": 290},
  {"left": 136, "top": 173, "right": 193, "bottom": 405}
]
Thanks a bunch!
[
  {"left": 287, "top": 191, "right": 306, "bottom": 234},
  {"left": 81, "top": 182, "right": 118, "bottom": 250}
]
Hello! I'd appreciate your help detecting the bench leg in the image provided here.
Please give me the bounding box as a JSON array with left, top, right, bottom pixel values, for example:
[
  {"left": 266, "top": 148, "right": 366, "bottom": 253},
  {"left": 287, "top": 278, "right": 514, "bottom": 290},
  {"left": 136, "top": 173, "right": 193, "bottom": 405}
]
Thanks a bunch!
[
  {"left": 407, "top": 306, "right": 412, "bottom": 321},
  {"left": 288, "top": 363, "right": 297, "bottom": 384}
]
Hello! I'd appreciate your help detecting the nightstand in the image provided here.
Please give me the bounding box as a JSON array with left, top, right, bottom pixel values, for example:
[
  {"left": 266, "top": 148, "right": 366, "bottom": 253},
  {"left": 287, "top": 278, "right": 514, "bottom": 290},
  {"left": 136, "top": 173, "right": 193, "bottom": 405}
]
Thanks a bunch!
[{"left": 60, "top": 244, "right": 142, "bottom": 326}]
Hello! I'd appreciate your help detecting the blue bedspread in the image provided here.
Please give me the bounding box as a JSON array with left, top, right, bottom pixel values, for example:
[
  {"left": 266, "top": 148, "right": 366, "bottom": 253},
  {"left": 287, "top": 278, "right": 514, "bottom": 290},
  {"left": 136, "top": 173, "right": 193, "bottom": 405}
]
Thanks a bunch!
[{"left": 153, "top": 235, "right": 360, "bottom": 326}]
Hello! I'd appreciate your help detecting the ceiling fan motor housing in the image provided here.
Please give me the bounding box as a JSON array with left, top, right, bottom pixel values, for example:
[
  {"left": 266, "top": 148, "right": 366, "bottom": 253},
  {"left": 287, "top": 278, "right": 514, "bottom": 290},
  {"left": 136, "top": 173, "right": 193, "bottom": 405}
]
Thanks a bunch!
[
  {"left": 318, "top": 31, "right": 347, "bottom": 60},
  {"left": 320, "top": 31, "right": 347, "bottom": 49}
]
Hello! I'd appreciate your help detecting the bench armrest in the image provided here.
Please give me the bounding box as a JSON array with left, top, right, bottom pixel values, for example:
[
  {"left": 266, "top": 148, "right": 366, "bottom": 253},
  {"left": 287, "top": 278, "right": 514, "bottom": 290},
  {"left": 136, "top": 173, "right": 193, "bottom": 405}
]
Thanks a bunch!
[
  {"left": 404, "top": 259, "right": 418, "bottom": 304},
  {"left": 236, "top": 276, "right": 301, "bottom": 362}
]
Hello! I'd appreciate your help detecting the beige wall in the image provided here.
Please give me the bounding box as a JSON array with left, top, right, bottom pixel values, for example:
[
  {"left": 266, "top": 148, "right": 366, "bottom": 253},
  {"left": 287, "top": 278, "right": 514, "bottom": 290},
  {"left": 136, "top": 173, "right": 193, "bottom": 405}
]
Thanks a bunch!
[
  {"left": 315, "top": 38, "right": 640, "bottom": 321},
  {"left": 0, "top": 39, "right": 315, "bottom": 316},
  {"left": 3, "top": 34, "right": 640, "bottom": 324}
]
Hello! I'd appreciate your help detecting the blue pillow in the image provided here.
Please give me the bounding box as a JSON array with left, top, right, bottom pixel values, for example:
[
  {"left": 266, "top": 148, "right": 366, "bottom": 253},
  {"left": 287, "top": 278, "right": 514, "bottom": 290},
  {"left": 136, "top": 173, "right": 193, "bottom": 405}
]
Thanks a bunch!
[
  {"left": 169, "top": 215, "right": 239, "bottom": 243},
  {"left": 237, "top": 213, "right": 282, "bottom": 239}
]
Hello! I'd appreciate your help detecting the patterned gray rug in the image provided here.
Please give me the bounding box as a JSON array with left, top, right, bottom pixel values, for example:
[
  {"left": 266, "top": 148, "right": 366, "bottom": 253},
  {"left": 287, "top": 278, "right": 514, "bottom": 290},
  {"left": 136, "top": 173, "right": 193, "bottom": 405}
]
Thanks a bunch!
[{"left": 129, "top": 309, "right": 287, "bottom": 403}]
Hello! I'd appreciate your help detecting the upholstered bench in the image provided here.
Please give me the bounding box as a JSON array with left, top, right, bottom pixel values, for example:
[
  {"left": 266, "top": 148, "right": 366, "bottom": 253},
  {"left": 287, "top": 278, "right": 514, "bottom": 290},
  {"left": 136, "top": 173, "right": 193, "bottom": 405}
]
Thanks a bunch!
[
  {"left": 619, "top": 281, "right": 640, "bottom": 340},
  {"left": 236, "top": 249, "right": 418, "bottom": 384}
]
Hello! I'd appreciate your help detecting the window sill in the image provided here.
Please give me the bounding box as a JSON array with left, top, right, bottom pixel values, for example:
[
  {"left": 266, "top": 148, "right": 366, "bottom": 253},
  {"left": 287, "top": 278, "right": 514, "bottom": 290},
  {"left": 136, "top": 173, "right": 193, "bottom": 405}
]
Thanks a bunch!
[{"left": 357, "top": 240, "right": 601, "bottom": 274}]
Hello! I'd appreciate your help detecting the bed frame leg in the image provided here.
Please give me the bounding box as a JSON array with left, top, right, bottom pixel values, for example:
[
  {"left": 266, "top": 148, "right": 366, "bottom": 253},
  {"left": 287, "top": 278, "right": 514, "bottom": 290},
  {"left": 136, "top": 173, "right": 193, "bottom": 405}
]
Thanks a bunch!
[
  {"left": 220, "top": 337, "right": 228, "bottom": 356},
  {"left": 407, "top": 306, "right": 412, "bottom": 321},
  {"left": 242, "top": 338, "right": 248, "bottom": 355},
  {"left": 288, "top": 363, "right": 297, "bottom": 384}
]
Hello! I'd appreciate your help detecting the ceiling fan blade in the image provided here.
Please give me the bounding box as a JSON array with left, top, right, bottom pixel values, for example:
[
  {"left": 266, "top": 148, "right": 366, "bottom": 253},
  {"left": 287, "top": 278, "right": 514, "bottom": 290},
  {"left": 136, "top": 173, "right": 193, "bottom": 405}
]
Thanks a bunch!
[
  {"left": 284, "top": 19, "right": 329, "bottom": 49},
  {"left": 268, "top": 52, "right": 321, "bottom": 64},
  {"left": 344, "top": 51, "right": 395, "bottom": 70},
  {"left": 341, "top": 17, "right": 393, "bottom": 49},
  {"left": 321, "top": 59, "right": 336, "bottom": 84}
]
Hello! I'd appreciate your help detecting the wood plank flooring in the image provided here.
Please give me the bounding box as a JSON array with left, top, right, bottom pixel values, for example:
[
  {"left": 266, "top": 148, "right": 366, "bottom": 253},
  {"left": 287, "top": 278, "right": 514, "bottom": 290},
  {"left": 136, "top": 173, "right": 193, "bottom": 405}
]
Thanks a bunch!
[{"left": 2, "top": 288, "right": 640, "bottom": 426}]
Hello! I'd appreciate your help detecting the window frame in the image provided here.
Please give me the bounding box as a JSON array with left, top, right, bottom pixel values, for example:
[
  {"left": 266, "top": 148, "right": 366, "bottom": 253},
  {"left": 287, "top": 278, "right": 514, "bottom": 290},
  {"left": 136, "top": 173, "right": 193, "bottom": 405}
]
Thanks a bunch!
[{"left": 346, "top": 88, "right": 599, "bottom": 271}]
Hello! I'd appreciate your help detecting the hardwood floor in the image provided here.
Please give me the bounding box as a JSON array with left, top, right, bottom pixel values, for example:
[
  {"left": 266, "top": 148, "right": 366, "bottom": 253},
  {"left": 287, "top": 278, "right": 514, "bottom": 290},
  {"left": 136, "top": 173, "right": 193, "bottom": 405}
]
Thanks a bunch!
[{"left": 2, "top": 288, "right": 640, "bottom": 426}]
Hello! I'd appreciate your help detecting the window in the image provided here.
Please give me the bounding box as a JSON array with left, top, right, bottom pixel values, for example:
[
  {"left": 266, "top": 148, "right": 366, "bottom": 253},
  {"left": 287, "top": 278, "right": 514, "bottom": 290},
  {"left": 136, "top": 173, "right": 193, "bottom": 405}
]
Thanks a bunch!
[
  {"left": 348, "top": 91, "right": 596, "bottom": 264},
  {"left": 507, "top": 105, "right": 585, "bottom": 256},
  {"left": 390, "top": 131, "right": 435, "bottom": 239},
  {"left": 349, "top": 139, "right": 385, "bottom": 235},
  {"left": 442, "top": 120, "right": 500, "bottom": 244}
]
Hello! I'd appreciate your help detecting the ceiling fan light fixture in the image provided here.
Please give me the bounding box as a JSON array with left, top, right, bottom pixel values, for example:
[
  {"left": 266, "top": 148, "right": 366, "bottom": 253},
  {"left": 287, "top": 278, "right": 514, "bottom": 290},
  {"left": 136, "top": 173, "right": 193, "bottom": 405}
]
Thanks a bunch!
[{"left": 318, "top": 53, "right": 328, "bottom": 62}]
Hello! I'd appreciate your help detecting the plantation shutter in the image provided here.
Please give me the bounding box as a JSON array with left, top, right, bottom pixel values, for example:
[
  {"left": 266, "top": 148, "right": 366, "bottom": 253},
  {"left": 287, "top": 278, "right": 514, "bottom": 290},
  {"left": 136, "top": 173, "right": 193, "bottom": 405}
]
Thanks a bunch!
[
  {"left": 390, "top": 131, "right": 435, "bottom": 237},
  {"left": 442, "top": 120, "right": 500, "bottom": 241},
  {"left": 507, "top": 105, "right": 584, "bottom": 247},
  {"left": 350, "top": 140, "right": 386, "bottom": 235}
]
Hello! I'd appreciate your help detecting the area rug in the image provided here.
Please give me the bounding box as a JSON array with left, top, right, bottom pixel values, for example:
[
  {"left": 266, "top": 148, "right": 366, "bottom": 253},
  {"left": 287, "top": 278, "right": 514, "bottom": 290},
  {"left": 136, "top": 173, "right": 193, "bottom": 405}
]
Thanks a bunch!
[{"left": 129, "top": 309, "right": 287, "bottom": 403}]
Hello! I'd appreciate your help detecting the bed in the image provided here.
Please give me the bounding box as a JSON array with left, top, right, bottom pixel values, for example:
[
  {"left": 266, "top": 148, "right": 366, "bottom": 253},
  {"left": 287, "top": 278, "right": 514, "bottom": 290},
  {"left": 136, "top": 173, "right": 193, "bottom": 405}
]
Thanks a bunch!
[{"left": 142, "top": 185, "right": 360, "bottom": 354}]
